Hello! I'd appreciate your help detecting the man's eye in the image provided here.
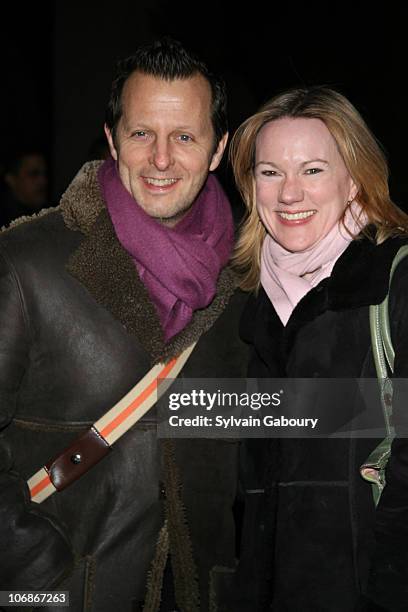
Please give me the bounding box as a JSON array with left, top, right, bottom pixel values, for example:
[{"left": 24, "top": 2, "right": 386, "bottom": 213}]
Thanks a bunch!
[
  {"left": 178, "top": 134, "right": 192, "bottom": 142},
  {"left": 133, "top": 131, "right": 147, "bottom": 138},
  {"left": 305, "top": 168, "right": 322, "bottom": 175}
]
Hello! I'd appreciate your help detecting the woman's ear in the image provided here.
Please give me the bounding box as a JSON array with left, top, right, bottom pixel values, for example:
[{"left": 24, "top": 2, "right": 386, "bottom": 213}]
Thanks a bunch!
[{"left": 348, "top": 178, "right": 359, "bottom": 203}]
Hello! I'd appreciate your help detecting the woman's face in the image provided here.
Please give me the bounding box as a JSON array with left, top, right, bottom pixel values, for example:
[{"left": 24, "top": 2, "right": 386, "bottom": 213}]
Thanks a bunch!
[{"left": 254, "top": 117, "right": 357, "bottom": 252}]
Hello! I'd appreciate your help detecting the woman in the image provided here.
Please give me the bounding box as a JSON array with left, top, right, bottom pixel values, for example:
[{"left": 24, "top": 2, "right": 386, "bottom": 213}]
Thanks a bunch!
[{"left": 230, "top": 88, "right": 408, "bottom": 611}]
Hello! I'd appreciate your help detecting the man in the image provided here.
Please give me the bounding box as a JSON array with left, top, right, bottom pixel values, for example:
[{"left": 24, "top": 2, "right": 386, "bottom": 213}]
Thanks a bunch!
[
  {"left": 0, "top": 40, "right": 247, "bottom": 611},
  {"left": 0, "top": 148, "right": 48, "bottom": 227}
]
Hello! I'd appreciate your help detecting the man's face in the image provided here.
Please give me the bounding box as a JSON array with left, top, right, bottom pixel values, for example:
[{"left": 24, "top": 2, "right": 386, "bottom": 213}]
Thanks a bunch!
[
  {"left": 6, "top": 154, "right": 48, "bottom": 209},
  {"left": 105, "top": 72, "right": 227, "bottom": 226}
]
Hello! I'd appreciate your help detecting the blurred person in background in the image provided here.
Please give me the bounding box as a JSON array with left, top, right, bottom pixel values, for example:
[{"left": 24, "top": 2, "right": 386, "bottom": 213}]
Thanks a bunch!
[{"left": 0, "top": 147, "right": 48, "bottom": 227}]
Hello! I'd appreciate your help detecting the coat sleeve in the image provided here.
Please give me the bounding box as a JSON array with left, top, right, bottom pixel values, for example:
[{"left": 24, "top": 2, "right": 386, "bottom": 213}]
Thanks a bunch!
[
  {"left": 0, "top": 245, "right": 74, "bottom": 590},
  {"left": 366, "top": 260, "right": 408, "bottom": 610}
]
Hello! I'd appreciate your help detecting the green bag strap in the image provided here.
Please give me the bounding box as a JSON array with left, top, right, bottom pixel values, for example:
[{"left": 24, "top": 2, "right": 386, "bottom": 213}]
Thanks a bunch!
[
  {"left": 361, "top": 244, "right": 408, "bottom": 506},
  {"left": 375, "top": 245, "right": 408, "bottom": 374}
]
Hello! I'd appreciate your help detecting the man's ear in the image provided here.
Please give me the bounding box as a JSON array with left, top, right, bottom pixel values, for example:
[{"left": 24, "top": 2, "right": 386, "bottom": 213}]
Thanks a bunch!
[
  {"left": 104, "top": 124, "right": 118, "bottom": 161},
  {"left": 209, "top": 132, "right": 229, "bottom": 172}
]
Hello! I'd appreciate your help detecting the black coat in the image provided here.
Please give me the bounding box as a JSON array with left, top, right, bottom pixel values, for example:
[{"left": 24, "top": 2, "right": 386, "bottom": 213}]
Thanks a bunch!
[
  {"left": 236, "top": 233, "right": 408, "bottom": 612},
  {"left": 0, "top": 162, "right": 248, "bottom": 612}
]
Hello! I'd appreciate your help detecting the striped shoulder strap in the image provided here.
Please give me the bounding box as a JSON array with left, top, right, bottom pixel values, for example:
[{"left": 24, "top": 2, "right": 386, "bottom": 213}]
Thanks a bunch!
[{"left": 28, "top": 343, "right": 196, "bottom": 503}]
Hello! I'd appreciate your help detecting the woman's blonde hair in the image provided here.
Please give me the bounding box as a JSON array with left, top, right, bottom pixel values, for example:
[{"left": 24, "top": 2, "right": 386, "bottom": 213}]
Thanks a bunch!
[{"left": 230, "top": 87, "right": 408, "bottom": 291}]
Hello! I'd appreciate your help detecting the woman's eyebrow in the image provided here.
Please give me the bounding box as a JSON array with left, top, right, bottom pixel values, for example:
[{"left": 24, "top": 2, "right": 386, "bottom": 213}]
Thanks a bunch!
[{"left": 254, "top": 158, "right": 329, "bottom": 167}]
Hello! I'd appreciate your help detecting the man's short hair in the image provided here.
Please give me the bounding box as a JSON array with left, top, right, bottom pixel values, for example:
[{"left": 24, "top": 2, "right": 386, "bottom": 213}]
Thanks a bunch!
[{"left": 105, "top": 38, "right": 227, "bottom": 148}]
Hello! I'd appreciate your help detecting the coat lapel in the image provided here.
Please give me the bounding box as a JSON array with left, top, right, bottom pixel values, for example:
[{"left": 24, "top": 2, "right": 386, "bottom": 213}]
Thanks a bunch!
[
  {"left": 325, "top": 231, "right": 406, "bottom": 309},
  {"left": 283, "top": 232, "right": 405, "bottom": 360},
  {"left": 59, "top": 162, "right": 238, "bottom": 363}
]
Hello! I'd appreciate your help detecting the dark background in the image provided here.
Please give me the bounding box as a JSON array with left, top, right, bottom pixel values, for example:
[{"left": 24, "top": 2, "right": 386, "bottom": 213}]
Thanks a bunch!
[{"left": 1, "top": 1, "right": 407, "bottom": 207}]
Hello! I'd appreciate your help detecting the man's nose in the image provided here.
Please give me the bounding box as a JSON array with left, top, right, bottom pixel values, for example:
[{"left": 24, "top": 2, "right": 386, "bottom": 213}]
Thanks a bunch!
[
  {"left": 150, "top": 137, "right": 174, "bottom": 171},
  {"left": 278, "top": 176, "right": 303, "bottom": 205}
]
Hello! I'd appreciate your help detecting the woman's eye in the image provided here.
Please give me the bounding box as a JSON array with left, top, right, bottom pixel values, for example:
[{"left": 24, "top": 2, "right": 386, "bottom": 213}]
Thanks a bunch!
[
  {"left": 261, "top": 170, "right": 277, "bottom": 177},
  {"left": 305, "top": 168, "right": 323, "bottom": 175}
]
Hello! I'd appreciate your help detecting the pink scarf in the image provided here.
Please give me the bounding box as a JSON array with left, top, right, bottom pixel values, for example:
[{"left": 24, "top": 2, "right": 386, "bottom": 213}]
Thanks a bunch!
[
  {"left": 260, "top": 204, "right": 367, "bottom": 325},
  {"left": 98, "top": 159, "right": 234, "bottom": 341}
]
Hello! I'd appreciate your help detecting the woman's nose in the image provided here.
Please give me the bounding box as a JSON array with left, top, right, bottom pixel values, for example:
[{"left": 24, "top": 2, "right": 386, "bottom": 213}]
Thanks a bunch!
[{"left": 278, "top": 176, "right": 304, "bottom": 205}]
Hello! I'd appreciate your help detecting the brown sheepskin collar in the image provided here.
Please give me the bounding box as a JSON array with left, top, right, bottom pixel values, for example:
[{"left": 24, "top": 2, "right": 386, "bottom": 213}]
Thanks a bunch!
[
  {"left": 59, "top": 161, "right": 106, "bottom": 234},
  {"left": 59, "top": 162, "right": 238, "bottom": 363}
]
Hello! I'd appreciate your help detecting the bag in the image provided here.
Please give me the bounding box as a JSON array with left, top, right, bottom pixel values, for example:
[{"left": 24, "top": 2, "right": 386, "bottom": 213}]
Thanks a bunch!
[{"left": 360, "top": 245, "right": 408, "bottom": 506}]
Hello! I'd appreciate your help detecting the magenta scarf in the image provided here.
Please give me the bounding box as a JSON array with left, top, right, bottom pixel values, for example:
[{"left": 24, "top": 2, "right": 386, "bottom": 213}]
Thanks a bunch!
[
  {"left": 98, "top": 158, "right": 234, "bottom": 341},
  {"left": 260, "top": 203, "right": 367, "bottom": 325}
]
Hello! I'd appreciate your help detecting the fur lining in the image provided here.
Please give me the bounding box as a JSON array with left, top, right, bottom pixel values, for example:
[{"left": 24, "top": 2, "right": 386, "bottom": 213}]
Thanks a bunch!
[
  {"left": 161, "top": 439, "right": 200, "bottom": 612},
  {"left": 143, "top": 522, "right": 170, "bottom": 612},
  {"left": 60, "top": 161, "right": 105, "bottom": 234},
  {"left": 1, "top": 204, "right": 59, "bottom": 233},
  {"left": 158, "top": 266, "right": 237, "bottom": 364},
  {"left": 63, "top": 162, "right": 238, "bottom": 363},
  {"left": 83, "top": 555, "right": 97, "bottom": 611},
  {"left": 66, "top": 208, "right": 164, "bottom": 357},
  {"left": 1, "top": 160, "right": 103, "bottom": 234}
]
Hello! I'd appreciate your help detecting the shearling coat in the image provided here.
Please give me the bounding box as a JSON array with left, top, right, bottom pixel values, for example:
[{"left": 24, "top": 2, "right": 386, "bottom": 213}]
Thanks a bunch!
[
  {"left": 0, "top": 162, "right": 248, "bottom": 612},
  {"left": 234, "top": 233, "right": 408, "bottom": 612}
]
